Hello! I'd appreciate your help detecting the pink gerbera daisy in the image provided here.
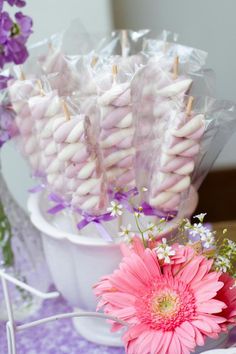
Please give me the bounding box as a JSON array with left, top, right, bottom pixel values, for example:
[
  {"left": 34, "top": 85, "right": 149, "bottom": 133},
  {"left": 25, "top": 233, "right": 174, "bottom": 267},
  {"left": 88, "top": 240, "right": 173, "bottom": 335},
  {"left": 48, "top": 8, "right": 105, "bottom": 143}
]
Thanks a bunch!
[{"left": 94, "top": 244, "right": 229, "bottom": 354}]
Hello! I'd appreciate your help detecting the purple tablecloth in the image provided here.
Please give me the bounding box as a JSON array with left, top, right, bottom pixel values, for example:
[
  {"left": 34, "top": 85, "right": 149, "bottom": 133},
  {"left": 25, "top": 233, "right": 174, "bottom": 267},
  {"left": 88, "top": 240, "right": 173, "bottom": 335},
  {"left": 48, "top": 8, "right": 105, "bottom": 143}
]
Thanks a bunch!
[
  {"left": 0, "top": 291, "right": 125, "bottom": 354},
  {"left": 1, "top": 291, "right": 236, "bottom": 354}
]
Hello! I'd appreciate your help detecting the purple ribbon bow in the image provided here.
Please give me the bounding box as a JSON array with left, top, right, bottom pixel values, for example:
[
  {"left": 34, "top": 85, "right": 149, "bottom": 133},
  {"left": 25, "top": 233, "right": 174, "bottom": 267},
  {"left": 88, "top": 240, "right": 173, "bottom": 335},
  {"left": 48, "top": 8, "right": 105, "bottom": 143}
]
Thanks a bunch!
[
  {"left": 77, "top": 212, "right": 115, "bottom": 242},
  {"left": 47, "top": 193, "right": 70, "bottom": 214},
  {"left": 47, "top": 194, "right": 114, "bottom": 242},
  {"left": 141, "top": 202, "right": 177, "bottom": 220},
  {"left": 112, "top": 187, "right": 138, "bottom": 212},
  {"left": 28, "top": 184, "right": 45, "bottom": 194}
]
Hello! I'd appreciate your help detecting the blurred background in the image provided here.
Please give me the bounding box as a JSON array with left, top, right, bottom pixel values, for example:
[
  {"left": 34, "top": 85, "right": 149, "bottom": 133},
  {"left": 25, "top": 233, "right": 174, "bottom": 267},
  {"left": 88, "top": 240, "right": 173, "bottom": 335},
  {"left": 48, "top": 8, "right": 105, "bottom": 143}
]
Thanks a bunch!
[{"left": 2, "top": 0, "right": 236, "bottom": 220}]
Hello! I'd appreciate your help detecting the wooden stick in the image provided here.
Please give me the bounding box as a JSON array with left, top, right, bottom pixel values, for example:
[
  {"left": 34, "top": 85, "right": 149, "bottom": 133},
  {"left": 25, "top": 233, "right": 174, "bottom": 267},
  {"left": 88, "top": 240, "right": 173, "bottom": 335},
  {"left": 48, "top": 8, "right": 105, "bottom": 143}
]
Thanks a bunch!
[
  {"left": 61, "top": 99, "right": 70, "bottom": 120},
  {"left": 19, "top": 66, "right": 25, "bottom": 81},
  {"left": 121, "top": 30, "right": 128, "bottom": 58},
  {"left": 112, "top": 64, "right": 118, "bottom": 84},
  {"left": 186, "top": 96, "right": 194, "bottom": 116},
  {"left": 91, "top": 56, "right": 98, "bottom": 67},
  {"left": 173, "top": 56, "right": 179, "bottom": 80},
  {"left": 37, "top": 80, "right": 45, "bottom": 96}
]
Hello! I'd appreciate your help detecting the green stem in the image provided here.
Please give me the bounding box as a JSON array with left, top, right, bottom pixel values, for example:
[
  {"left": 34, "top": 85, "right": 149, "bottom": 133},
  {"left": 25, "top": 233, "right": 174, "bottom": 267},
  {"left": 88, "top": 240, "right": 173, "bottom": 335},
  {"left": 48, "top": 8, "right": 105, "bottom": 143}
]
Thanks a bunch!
[
  {"left": 0, "top": 201, "right": 14, "bottom": 267},
  {"left": 134, "top": 215, "right": 147, "bottom": 248}
]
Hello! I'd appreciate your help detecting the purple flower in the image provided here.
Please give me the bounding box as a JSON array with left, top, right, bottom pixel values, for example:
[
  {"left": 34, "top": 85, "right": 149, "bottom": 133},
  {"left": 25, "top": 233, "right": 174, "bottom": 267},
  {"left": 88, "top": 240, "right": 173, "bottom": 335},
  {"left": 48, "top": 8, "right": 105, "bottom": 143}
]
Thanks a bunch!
[
  {"left": 5, "top": 38, "right": 28, "bottom": 64},
  {"left": 0, "top": 12, "right": 13, "bottom": 44},
  {"left": 4, "top": 0, "right": 26, "bottom": 7},
  {"left": 13, "top": 12, "right": 33, "bottom": 44},
  {"left": 0, "top": 3, "right": 32, "bottom": 67},
  {"left": 0, "top": 11, "right": 33, "bottom": 67}
]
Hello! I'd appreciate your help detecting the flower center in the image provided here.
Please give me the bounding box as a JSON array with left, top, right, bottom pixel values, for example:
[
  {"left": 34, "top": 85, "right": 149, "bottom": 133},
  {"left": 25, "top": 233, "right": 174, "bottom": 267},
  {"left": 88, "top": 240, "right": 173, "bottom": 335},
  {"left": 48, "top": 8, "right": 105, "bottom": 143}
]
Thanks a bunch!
[
  {"left": 11, "top": 23, "right": 20, "bottom": 37},
  {"left": 152, "top": 292, "right": 180, "bottom": 317},
  {"left": 135, "top": 278, "right": 196, "bottom": 331}
]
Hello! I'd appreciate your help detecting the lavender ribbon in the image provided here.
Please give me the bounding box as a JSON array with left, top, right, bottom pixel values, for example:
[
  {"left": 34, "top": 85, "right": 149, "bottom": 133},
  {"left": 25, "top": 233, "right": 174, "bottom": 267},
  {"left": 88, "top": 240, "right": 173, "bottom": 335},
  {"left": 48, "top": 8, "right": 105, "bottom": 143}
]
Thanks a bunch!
[
  {"left": 46, "top": 193, "right": 114, "bottom": 242},
  {"left": 28, "top": 184, "right": 45, "bottom": 194},
  {"left": 77, "top": 212, "right": 115, "bottom": 242},
  {"left": 47, "top": 193, "right": 70, "bottom": 214},
  {"left": 112, "top": 187, "right": 138, "bottom": 212},
  {"left": 111, "top": 188, "right": 176, "bottom": 221},
  {"left": 141, "top": 202, "right": 177, "bottom": 220}
]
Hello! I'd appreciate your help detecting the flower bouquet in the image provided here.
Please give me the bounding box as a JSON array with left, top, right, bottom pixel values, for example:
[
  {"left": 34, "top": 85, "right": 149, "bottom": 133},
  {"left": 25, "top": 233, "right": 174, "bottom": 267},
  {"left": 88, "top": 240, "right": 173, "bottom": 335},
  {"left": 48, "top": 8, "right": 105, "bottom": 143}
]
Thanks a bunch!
[{"left": 94, "top": 212, "right": 236, "bottom": 353}]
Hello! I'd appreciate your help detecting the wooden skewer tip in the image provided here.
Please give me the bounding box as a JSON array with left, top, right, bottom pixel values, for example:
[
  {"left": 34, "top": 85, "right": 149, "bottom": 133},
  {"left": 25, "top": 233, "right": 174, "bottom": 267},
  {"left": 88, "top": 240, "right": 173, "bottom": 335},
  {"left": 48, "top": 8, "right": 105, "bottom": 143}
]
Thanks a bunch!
[
  {"left": 112, "top": 64, "right": 118, "bottom": 77},
  {"left": 19, "top": 66, "right": 25, "bottom": 81},
  {"left": 173, "top": 56, "right": 179, "bottom": 80},
  {"left": 186, "top": 96, "right": 194, "bottom": 116},
  {"left": 62, "top": 100, "right": 70, "bottom": 121},
  {"left": 91, "top": 56, "right": 98, "bottom": 67},
  {"left": 37, "top": 80, "right": 45, "bottom": 96}
]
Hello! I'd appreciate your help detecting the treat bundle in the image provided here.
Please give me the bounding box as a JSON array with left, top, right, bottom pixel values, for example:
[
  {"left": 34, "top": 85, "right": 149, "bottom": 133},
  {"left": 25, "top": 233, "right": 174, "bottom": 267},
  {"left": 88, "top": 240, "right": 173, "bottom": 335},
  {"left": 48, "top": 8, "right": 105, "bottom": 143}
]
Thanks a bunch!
[{"left": 7, "top": 24, "right": 236, "bottom": 230}]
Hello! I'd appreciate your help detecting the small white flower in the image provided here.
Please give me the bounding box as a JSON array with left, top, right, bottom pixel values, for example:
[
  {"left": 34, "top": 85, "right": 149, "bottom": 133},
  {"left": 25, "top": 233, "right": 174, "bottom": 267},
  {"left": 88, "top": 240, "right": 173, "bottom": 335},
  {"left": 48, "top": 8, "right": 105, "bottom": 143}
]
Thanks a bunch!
[
  {"left": 107, "top": 201, "right": 123, "bottom": 217},
  {"left": 200, "top": 231, "right": 215, "bottom": 249},
  {"left": 141, "top": 187, "right": 148, "bottom": 192},
  {"left": 225, "top": 239, "right": 236, "bottom": 256},
  {"left": 194, "top": 213, "right": 207, "bottom": 223},
  {"left": 184, "top": 219, "right": 192, "bottom": 230},
  {"left": 214, "top": 256, "right": 231, "bottom": 273},
  {"left": 134, "top": 208, "right": 144, "bottom": 218},
  {"left": 228, "top": 240, "right": 236, "bottom": 249},
  {"left": 119, "top": 224, "right": 134, "bottom": 242},
  {"left": 154, "top": 238, "right": 176, "bottom": 264},
  {"left": 189, "top": 223, "right": 210, "bottom": 239}
]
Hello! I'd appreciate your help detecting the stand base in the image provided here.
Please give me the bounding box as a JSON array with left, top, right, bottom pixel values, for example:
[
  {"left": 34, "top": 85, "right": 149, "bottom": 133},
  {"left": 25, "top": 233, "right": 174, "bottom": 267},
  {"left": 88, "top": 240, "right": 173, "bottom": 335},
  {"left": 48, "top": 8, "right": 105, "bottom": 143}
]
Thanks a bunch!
[{"left": 72, "top": 308, "right": 123, "bottom": 347}]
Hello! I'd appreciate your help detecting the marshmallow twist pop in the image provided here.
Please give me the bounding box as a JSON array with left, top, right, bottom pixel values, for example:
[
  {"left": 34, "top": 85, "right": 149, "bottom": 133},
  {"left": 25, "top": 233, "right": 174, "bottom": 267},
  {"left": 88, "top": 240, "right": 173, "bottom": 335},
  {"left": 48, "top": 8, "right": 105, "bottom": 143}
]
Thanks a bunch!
[
  {"left": 134, "top": 57, "right": 193, "bottom": 205},
  {"left": 28, "top": 89, "right": 65, "bottom": 190},
  {"left": 134, "top": 57, "right": 193, "bottom": 153},
  {"left": 53, "top": 111, "right": 107, "bottom": 213},
  {"left": 98, "top": 65, "right": 135, "bottom": 189},
  {"left": 149, "top": 97, "right": 205, "bottom": 211},
  {"left": 8, "top": 79, "right": 41, "bottom": 171}
]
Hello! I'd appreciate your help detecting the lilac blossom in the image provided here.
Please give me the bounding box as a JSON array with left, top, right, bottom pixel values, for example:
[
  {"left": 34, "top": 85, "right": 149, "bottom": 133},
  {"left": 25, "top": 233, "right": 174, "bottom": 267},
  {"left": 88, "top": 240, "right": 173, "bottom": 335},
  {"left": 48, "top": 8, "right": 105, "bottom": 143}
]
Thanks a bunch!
[
  {"left": 5, "top": 0, "right": 26, "bottom": 7},
  {"left": 0, "top": 0, "right": 32, "bottom": 147}
]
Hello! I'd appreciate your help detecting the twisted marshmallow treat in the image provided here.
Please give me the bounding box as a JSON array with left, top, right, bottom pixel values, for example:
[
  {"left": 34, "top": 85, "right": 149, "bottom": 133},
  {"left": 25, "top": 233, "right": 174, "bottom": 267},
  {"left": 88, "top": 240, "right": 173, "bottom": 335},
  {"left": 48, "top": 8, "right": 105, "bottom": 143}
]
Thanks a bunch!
[
  {"left": 8, "top": 80, "right": 40, "bottom": 170},
  {"left": 149, "top": 106, "right": 205, "bottom": 211},
  {"left": 133, "top": 61, "right": 193, "bottom": 209},
  {"left": 28, "top": 91, "right": 64, "bottom": 190},
  {"left": 53, "top": 115, "right": 107, "bottom": 212},
  {"left": 98, "top": 81, "right": 135, "bottom": 188}
]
